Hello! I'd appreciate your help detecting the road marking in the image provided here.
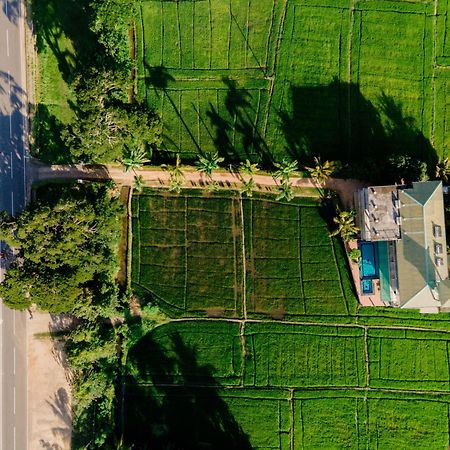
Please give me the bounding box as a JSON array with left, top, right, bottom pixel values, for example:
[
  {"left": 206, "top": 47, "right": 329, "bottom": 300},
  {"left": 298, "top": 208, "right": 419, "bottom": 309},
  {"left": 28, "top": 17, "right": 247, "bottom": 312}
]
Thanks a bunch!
[
  {"left": 13, "top": 310, "right": 15, "bottom": 335},
  {"left": 10, "top": 155, "right": 13, "bottom": 179},
  {"left": 13, "top": 348, "right": 15, "bottom": 375},
  {"left": 13, "top": 387, "right": 16, "bottom": 415},
  {"left": 13, "top": 426, "right": 16, "bottom": 450},
  {"left": 6, "top": 30, "right": 10, "bottom": 57}
]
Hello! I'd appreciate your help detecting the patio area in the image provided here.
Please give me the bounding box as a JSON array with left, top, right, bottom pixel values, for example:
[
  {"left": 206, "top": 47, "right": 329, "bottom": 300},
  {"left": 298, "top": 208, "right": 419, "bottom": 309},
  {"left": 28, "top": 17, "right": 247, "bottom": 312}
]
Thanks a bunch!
[{"left": 346, "top": 240, "right": 384, "bottom": 307}]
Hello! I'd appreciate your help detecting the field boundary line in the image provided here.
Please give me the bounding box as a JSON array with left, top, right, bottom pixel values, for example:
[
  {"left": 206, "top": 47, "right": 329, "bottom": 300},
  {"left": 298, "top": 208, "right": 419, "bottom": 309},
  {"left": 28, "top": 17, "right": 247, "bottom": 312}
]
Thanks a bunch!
[
  {"left": 208, "top": 0, "right": 213, "bottom": 69},
  {"left": 153, "top": 316, "right": 450, "bottom": 335},
  {"left": 364, "top": 326, "right": 370, "bottom": 388},
  {"left": 289, "top": 388, "right": 295, "bottom": 450},
  {"left": 245, "top": 0, "right": 250, "bottom": 68},
  {"left": 231, "top": 198, "right": 240, "bottom": 315},
  {"left": 264, "top": 0, "right": 277, "bottom": 72},
  {"left": 447, "top": 341, "right": 450, "bottom": 391},
  {"left": 297, "top": 208, "right": 306, "bottom": 314},
  {"left": 136, "top": 196, "right": 142, "bottom": 284},
  {"left": 262, "top": 0, "right": 288, "bottom": 136},
  {"left": 346, "top": 0, "right": 357, "bottom": 157},
  {"left": 126, "top": 187, "right": 133, "bottom": 290},
  {"left": 239, "top": 320, "right": 246, "bottom": 386},
  {"left": 142, "top": 381, "right": 450, "bottom": 397},
  {"left": 176, "top": 1, "right": 182, "bottom": 68},
  {"left": 227, "top": 0, "right": 232, "bottom": 70},
  {"left": 239, "top": 194, "right": 248, "bottom": 319},
  {"left": 432, "top": 0, "right": 439, "bottom": 148},
  {"left": 183, "top": 196, "right": 188, "bottom": 311},
  {"left": 160, "top": 1, "right": 165, "bottom": 66},
  {"left": 331, "top": 238, "right": 350, "bottom": 314}
]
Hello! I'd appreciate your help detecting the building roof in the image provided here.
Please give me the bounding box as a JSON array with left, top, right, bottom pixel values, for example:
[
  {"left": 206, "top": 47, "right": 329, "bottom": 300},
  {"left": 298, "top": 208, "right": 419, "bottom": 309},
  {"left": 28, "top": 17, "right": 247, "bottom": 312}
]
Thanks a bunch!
[
  {"left": 355, "top": 185, "right": 401, "bottom": 241},
  {"left": 402, "top": 180, "right": 442, "bottom": 206},
  {"left": 395, "top": 181, "right": 448, "bottom": 308}
]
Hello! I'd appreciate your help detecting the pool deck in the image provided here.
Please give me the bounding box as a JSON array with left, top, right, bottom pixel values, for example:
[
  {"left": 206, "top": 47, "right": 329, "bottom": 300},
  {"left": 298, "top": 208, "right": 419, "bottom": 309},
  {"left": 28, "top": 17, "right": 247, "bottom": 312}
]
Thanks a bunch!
[{"left": 347, "top": 240, "right": 384, "bottom": 307}]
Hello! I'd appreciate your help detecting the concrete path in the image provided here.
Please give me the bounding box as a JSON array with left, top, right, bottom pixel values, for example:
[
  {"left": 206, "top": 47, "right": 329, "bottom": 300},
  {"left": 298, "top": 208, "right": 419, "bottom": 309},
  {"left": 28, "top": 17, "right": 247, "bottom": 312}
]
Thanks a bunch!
[{"left": 0, "top": 0, "right": 28, "bottom": 448}]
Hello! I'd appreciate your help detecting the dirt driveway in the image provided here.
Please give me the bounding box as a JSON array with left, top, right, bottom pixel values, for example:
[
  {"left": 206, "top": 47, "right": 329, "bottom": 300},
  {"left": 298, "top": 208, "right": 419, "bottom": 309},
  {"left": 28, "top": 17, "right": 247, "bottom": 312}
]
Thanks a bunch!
[{"left": 28, "top": 312, "right": 72, "bottom": 449}]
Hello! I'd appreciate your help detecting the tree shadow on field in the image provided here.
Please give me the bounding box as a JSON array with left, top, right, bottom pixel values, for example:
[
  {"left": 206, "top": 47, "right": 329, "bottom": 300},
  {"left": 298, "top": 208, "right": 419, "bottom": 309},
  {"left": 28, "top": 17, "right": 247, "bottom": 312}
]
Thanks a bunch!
[
  {"left": 278, "top": 78, "right": 437, "bottom": 183},
  {"left": 206, "top": 77, "right": 273, "bottom": 165},
  {"left": 33, "top": 104, "right": 73, "bottom": 163},
  {"left": 144, "top": 65, "right": 272, "bottom": 165},
  {"left": 119, "top": 326, "right": 252, "bottom": 450},
  {"left": 32, "top": 0, "right": 98, "bottom": 83}
]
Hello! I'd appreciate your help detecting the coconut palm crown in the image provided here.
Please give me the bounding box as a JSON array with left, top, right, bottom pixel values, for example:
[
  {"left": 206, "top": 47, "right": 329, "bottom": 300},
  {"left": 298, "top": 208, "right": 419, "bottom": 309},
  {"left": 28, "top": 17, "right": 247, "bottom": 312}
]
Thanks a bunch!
[{"left": 329, "top": 209, "right": 359, "bottom": 242}]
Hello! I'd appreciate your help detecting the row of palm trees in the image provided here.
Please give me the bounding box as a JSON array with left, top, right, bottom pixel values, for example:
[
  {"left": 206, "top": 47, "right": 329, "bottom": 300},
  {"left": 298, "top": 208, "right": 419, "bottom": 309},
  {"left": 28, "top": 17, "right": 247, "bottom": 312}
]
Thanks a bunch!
[
  {"left": 121, "top": 149, "right": 364, "bottom": 244},
  {"left": 122, "top": 148, "right": 340, "bottom": 199}
]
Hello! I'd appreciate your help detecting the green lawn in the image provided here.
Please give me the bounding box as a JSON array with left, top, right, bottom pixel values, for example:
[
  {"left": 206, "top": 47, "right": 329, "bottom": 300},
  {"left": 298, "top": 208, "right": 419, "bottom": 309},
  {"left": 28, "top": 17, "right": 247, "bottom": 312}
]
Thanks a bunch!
[
  {"left": 32, "top": 0, "right": 97, "bottom": 162},
  {"left": 137, "top": 0, "right": 449, "bottom": 171},
  {"left": 131, "top": 189, "right": 357, "bottom": 319}
]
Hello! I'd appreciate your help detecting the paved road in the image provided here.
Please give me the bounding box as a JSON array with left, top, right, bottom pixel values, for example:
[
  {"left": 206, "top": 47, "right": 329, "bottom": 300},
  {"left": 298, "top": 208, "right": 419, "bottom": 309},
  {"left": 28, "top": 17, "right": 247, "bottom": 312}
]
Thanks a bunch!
[{"left": 0, "top": 0, "right": 28, "bottom": 448}]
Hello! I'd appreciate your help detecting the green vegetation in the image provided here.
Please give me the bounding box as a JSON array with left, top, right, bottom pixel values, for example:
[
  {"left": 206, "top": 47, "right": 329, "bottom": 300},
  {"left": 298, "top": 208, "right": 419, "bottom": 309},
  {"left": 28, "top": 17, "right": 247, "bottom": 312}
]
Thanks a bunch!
[
  {"left": 131, "top": 190, "right": 356, "bottom": 319},
  {"left": 0, "top": 183, "right": 123, "bottom": 313},
  {"left": 122, "top": 318, "right": 450, "bottom": 449},
  {"left": 32, "top": 0, "right": 161, "bottom": 164},
  {"left": 137, "top": 0, "right": 448, "bottom": 182},
  {"left": 27, "top": 0, "right": 450, "bottom": 447}
]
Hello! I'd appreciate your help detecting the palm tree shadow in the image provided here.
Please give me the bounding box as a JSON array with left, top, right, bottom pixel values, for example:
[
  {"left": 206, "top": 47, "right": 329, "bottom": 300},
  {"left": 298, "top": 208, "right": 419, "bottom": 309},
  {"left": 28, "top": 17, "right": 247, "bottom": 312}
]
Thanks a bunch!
[
  {"left": 121, "top": 329, "right": 253, "bottom": 450},
  {"left": 278, "top": 78, "right": 438, "bottom": 183}
]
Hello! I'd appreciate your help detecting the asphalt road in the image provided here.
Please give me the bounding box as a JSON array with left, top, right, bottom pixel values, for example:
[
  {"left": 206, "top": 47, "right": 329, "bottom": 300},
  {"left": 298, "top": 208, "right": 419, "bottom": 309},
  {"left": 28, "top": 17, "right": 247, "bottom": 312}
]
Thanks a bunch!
[{"left": 0, "top": 0, "right": 28, "bottom": 448}]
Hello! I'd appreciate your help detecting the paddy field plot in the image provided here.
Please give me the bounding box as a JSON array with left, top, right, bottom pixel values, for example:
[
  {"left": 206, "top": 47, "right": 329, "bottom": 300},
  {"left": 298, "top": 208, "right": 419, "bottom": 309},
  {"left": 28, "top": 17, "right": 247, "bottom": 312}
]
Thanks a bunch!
[
  {"left": 123, "top": 319, "right": 450, "bottom": 449},
  {"left": 131, "top": 189, "right": 357, "bottom": 318},
  {"left": 137, "top": 0, "right": 450, "bottom": 165}
]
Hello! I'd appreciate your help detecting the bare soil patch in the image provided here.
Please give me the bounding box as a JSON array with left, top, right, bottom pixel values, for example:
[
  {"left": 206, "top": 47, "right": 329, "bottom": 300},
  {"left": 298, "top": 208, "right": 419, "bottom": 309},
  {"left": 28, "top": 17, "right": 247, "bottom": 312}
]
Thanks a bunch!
[{"left": 28, "top": 312, "right": 72, "bottom": 450}]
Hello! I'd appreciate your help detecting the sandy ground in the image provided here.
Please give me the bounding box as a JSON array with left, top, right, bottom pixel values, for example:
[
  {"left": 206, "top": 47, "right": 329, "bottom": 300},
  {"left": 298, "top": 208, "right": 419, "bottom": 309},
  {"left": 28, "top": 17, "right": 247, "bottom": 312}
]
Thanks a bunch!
[
  {"left": 28, "top": 312, "right": 72, "bottom": 450},
  {"left": 28, "top": 161, "right": 367, "bottom": 208}
]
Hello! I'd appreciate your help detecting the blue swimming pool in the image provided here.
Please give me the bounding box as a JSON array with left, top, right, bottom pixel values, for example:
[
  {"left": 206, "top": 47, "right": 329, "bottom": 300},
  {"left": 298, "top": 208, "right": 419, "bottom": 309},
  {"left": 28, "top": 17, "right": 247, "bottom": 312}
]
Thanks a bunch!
[
  {"left": 359, "top": 241, "right": 379, "bottom": 279},
  {"left": 361, "top": 279, "right": 374, "bottom": 295}
]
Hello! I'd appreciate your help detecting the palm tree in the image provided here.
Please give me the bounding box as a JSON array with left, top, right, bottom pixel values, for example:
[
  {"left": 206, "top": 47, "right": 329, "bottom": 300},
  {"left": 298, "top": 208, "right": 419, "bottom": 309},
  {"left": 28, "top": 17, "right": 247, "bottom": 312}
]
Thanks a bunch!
[
  {"left": 196, "top": 152, "right": 224, "bottom": 178},
  {"left": 273, "top": 159, "right": 299, "bottom": 182},
  {"left": 168, "top": 176, "right": 184, "bottom": 194},
  {"left": 304, "top": 157, "right": 340, "bottom": 185},
  {"left": 329, "top": 209, "right": 359, "bottom": 242},
  {"left": 162, "top": 154, "right": 185, "bottom": 193},
  {"left": 132, "top": 175, "right": 145, "bottom": 193},
  {"left": 435, "top": 157, "right": 450, "bottom": 183},
  {"left": 348, "top": 248, "right": 361, "bottom": 264},
  {"left": 275, "top": 180, "right": 294, "bottom": 202},
  {"left": 122, "top": 146, "right": 151, "bottom": 172},
  {"left": 239, "top": 159, "right": 259, "bottom": 177},
  {"left": 239, "top": 160, "right": 259, "bottom": 197},
  {"left": 240, "top": 177, "right": 255, "bottom": 197}
]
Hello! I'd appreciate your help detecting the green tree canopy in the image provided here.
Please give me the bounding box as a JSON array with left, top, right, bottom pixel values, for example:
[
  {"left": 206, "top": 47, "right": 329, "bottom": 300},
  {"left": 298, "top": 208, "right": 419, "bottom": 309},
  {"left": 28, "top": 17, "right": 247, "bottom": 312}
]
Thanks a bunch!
[{"left": 0, "top": 184, "right": 123, "bottom": 313}]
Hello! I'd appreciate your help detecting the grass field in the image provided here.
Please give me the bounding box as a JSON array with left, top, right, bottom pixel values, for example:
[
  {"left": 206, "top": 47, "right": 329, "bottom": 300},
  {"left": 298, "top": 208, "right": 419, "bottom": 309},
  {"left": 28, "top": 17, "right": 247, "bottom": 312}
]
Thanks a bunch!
[
  {"left": 123, "top": 319, "right": 450, "bottom": 449},
  {"left": 131, "top": 189, "right": 357, "bottom": 319},
  {"left": 32, "top": 0, "right": 96, "bottom": 162},
  {"left": 137, "top": 0, "right": 450, "bottom": 169}
]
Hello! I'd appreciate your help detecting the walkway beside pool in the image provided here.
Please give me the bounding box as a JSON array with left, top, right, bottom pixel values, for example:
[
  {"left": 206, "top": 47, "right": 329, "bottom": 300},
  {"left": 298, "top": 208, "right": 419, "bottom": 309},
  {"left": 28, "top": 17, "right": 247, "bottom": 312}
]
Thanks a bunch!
[{"left": 346, "top": 240, "right": 384, "bottom": 307}]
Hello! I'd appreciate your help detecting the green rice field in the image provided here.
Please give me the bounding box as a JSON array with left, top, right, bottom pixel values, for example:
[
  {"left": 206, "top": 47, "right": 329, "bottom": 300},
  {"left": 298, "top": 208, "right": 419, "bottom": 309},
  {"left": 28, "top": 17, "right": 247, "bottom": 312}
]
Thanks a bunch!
[
  {"left": 131, "top": 189, "right": 357, "bottom": 319},
  {"left": 127, "top": 188, "right": 450, "bottom": 448},
  {"left": 136, "top": 0, "right": 450, "bottom": 166},
  {"left": 123, "top": 319, "right": 450, "bottom": 449}
]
